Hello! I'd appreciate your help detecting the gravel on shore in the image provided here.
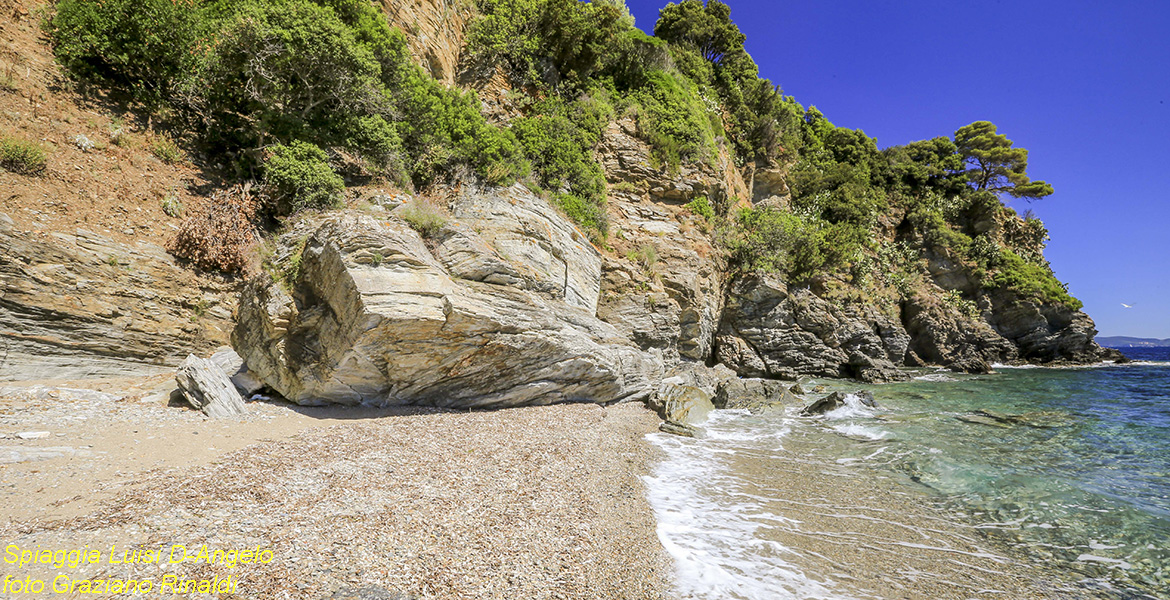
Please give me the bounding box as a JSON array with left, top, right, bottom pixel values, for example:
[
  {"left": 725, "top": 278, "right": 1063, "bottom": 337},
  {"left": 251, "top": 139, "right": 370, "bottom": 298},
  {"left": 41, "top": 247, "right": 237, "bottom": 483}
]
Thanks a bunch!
[{"left": 0, "top": 380, "right": 674, "bottom": 599}]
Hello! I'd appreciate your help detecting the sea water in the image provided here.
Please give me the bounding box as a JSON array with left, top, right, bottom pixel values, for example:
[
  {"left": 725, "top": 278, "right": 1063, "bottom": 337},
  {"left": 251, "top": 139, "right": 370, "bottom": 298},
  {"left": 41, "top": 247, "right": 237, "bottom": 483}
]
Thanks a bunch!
[{"left": 646, "top": 350, "right": 1170, "bottom": 599}]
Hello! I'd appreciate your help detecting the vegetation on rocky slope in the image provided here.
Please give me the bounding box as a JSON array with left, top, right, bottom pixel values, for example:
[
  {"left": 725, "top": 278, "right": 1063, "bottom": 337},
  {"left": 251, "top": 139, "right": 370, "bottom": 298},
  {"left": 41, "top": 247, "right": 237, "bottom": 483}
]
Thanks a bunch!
[{"left": 43, "top": 0, "right": 1082, "bottom": 312}]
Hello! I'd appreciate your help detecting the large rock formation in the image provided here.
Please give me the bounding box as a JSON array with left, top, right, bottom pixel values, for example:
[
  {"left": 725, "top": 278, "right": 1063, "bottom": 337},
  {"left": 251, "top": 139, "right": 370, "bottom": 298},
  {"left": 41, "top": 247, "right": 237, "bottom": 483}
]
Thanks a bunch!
[
  {"left": 233, "top": 197, "right": 663, "bottom": 408},
  {"left": 0, "top": 213, "right": 235, "bottom": 381},
  {"left": 716, "top": 274, "right": 911, "bottom": 382},
  {"left": 595, "top": 119, "right": 741, "bottom": 365}
]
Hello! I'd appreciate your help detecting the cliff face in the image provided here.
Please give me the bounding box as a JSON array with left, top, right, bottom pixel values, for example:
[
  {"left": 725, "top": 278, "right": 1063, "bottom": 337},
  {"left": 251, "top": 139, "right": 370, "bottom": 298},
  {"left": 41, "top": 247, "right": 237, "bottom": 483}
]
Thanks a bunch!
[{"left": 1, "top": 0, "right": 1117, "bottom": 395}]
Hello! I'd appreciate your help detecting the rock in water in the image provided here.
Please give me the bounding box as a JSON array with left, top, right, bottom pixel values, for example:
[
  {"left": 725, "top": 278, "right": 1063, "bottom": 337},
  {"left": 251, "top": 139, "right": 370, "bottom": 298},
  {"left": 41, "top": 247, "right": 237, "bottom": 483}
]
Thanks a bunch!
[
  {"left": 175, "top": 355, "right": 247, "bottom": 418},
  {"left": 713, "top": 378, "right": 796, "bottom": 415},
  {"left": 801, "top": 391, "right": 848, "bottom": 416},
  {"left": 948, "top": 356, "right": 993, "bottom": 374},
  {"left": 649, "top": 384, "right": 713, "bottom": 427},
  {"left": 233, "top": 211, "right": 662, "bottom": 407},
  {"left": 659, "top": 421, "right": 697, "bottom": 437}
]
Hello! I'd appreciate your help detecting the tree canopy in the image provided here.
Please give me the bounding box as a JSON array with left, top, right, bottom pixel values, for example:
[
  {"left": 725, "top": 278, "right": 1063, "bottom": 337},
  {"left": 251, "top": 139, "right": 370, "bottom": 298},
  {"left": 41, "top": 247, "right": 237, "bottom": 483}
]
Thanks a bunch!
[
  {"left": 954, "top": 121, "right": 1054, "bottom": 200},
  {"left": 654, "top": 0, "right": 746, "bottom": 67}
]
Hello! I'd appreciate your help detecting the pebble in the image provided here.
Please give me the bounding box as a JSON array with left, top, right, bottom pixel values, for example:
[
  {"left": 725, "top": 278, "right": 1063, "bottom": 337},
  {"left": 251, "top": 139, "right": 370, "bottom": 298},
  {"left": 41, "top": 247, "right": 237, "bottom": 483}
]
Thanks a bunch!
[{"left": 16, "top": 431, "right": 50, "bottom": 439}]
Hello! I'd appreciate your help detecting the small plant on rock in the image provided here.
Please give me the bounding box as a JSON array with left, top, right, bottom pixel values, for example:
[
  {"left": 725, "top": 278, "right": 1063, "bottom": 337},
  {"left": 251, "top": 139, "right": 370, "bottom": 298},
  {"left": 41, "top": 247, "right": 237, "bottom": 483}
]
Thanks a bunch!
[
  {"left": 161, "top": 190, "right": 183, "bottom": 218},
  {"left": 398, "top": 200, "right": 447, "bottom": 238},
  {"left": 151, "top": 136, "right": 183, "bottom": 164},
  {"left": 626, "top": 244, "right": 658, "bottom": 272},
  {"left": 0, "top": 135, "right": 48, "bottom": 175}
]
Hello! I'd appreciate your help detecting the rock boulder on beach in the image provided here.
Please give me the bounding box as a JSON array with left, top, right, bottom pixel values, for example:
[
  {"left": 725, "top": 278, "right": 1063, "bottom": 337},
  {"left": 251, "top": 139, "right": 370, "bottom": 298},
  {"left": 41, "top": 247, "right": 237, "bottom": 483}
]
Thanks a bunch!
[
  {"left": 233, "top": 201, "right": 663, "bottom": 408},
  {"left": 175, "top": 354, "right": 248, "bottom": 418}
]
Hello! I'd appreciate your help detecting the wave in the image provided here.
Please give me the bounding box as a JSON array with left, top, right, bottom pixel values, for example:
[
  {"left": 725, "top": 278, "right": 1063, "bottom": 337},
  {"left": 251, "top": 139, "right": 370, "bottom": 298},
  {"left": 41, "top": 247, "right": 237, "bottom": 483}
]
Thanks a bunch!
[{"left": 645, "top": 421, "right": 849, "bottom": 600}]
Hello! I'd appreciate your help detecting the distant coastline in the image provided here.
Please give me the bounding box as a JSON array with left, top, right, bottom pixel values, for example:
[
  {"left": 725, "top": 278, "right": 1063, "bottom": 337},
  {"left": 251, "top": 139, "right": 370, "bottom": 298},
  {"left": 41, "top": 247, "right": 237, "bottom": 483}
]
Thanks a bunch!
[{"left": 1096, "top": 336, "right": 1170, "bottom": 348}]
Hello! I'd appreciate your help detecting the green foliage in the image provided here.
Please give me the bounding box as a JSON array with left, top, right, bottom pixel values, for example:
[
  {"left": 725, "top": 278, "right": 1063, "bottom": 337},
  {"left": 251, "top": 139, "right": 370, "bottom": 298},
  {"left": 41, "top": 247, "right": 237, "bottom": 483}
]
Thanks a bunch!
[
  {"left": 47, "top": 0, "right": 205, "bottom": 104},
  {"left": 954, "top": 121, "right": 1054, "bottom": 200},
  {"left": 654, "top": 0, "right": 746, "bottom": 67},
  {"left": 49, "top": 0, "right": 526, "bottom": 193},
  {"left": 626, "top": 244, "right": 658, "bottom": 271},
  {"left": 684, "top": 196, "right": 715, "bottom": 220},
  {"left": 161, "top": 191, "right": 183, "bottom": 218},
  {"left": 393, "top": 62, "right": 528, "bottom": 187},
  {"left": 631, "top": 70, "right": 717, "bottom": 170},
  {"left": 511, "top": 95, "right": 611, "bottom": 235},
  {"left": 985, "top": 249, "right": 1081, "bottom": 309},
  {"left": 263, "top": 141, "right": 344, "bottom": 214},
  {"left": 654, "top": 0, "right": 801, "bottom": 165},
  {"left": 151, "top": 137, "right": 183, "bottom": 164},
  {"left": 942, "top": 289, "right": 981, "bottom": 319},
  {"left": 398, "top": 200, "right": 447, "bottom": 238},
  {"left": 467, "top": 0, "right": 626, "bottom": 88},
  {"left": 724, "top": 206, "right": 864, "bottom": 281},
  {"left": 0, "top": 135, "right": 48, "bottom": 175}
]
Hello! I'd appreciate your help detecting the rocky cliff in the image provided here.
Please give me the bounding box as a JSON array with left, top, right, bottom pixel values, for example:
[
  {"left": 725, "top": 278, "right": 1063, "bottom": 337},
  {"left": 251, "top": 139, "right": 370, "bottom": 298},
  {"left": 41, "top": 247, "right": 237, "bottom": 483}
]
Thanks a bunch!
[{"left": 1, "top": 0, "right": 1119, "bottom": 405}]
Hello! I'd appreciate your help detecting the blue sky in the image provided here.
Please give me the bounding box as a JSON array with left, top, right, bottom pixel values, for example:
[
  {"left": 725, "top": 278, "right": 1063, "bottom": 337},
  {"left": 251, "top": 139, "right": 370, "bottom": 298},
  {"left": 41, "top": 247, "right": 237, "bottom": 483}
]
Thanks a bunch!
[{"left": 623, "top": 0, "right": 1170, "bottom": 338}]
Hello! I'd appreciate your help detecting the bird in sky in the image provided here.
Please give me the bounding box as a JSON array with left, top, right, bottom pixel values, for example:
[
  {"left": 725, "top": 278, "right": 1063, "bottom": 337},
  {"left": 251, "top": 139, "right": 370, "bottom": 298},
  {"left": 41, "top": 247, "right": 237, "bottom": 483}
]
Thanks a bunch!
[{"left": 1121, "top": 303, "right": 1134, "bottom": 309}]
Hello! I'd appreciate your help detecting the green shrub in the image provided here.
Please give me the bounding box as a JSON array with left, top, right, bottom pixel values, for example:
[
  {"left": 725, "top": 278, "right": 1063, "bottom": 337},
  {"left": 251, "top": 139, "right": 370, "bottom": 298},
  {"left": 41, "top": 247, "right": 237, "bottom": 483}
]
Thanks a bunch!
[
  {"left": 684, "top": 196, "right": 715, "bottom": 220},
  {"left": 631, "top": 70, "right": 717, "bottom": 171},
  {"left": 985, "top": 249, "right": 1082, "bottom": 310},
  {"left": 263, "top": 141, "right": 344, "bottom": 214},
  {"left": 724, "top": 206, "right": 863, "bottom": 281},
  {"left": 512, "top": 109, "right": 607, "bottom": 235},
  {"left": 0, "top": 135, "right": 48, "bottom": 175},
  {"left": 161, "top": 191, "right": 183, "bottom": 218},
  {"left": 151, "top": 136, "right": 183, "bottom": 164},
  {"left": 398, "top": 200, "right": 447, "bottom": 238},
  {"left": 47, "top": 0, "right": 206, "bottom": 104}
]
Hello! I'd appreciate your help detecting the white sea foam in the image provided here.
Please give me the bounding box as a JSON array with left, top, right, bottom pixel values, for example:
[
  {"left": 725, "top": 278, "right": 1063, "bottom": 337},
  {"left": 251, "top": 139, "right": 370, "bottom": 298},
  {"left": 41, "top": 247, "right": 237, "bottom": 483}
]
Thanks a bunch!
[
  {"left": 830, "top": 424, "right": 893, "bottom": 441},
  {"left": 914, "top": 372, "right": 957, "bottom": 382},
  {"left": 821, "top": 394, "right": 878, "bottom": 420},
  {"left": 645, "top": 418, "right": 850, "bottom": 600}
]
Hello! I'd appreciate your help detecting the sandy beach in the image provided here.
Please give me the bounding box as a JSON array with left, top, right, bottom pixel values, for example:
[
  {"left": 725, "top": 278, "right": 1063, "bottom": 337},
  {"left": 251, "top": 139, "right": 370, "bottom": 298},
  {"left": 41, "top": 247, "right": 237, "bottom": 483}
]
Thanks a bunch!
[{"left": 0, "top": 378, "right": 671, "bottom": 599}]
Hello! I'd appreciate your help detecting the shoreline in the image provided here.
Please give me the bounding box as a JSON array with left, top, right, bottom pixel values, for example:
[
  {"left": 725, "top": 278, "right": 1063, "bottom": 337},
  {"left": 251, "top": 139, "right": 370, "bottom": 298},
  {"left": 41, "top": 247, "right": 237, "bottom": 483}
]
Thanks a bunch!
[
  {"left": 645, "top": 403, "right": 1141, "bottom": 600},
  {"left": 1, "top": 378, "right": 673, "bottom": 599}
]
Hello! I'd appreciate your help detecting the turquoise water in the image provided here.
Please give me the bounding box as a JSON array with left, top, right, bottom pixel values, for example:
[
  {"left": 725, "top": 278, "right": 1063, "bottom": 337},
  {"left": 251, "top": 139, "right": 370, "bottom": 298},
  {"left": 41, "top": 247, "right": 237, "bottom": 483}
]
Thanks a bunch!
[
  {"left": 646, "top": 352, "right": 1170, "bottom": 599},
  {"left": 874, "top": 357, "right": 1170, "bottom": 596}
]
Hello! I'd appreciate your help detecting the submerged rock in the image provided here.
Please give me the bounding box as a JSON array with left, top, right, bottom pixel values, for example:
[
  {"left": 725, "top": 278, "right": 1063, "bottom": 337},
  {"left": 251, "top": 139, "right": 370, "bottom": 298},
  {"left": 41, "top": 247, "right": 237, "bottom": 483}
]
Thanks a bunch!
[
  {"left": 175, "top": 355, "right": 247, "bottom": 418},
  {"left": 801, "top": 391, "right": 848, "bottom": 416},
  {"left": 233, "top": 209, "right": 662, "bottom": 408}
]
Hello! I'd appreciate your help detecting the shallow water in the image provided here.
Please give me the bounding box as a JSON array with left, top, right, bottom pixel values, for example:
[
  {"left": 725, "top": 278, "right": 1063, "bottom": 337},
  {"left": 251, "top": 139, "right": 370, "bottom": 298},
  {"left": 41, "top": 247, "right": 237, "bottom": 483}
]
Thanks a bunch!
[{"left": 646, "top": 352, "right": 1170, "bottom": 599}]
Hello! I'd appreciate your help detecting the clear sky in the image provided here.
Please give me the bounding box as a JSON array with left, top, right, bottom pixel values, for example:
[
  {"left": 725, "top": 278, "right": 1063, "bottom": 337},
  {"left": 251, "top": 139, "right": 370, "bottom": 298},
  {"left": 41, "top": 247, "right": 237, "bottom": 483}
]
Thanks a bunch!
[{"left": 624, "top": 0, "right": 1170, "bottom": 338}]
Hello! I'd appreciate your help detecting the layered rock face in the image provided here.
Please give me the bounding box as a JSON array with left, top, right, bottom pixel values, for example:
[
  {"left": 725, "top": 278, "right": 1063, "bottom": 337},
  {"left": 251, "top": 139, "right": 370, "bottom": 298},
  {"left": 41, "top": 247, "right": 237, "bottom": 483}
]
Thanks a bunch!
[
  {"left": 595, "top": 119, "right": 743, "bottom": 365},
  {"left": 233, "top": 193, "right": 663, "bottom": 408},
  {"left": 716, "top": 275, "right": 911, "bottom": 383},
  {"left": 381, "top": 0, "right": 475, "bottom": 85},
  {"left": 0, "top": 214, "right": 235, "bottom": 380}
]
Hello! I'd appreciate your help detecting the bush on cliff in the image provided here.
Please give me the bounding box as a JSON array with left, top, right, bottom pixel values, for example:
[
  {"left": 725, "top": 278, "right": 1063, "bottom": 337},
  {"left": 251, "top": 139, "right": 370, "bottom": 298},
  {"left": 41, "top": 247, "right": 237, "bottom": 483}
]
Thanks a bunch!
[
  {"left": 48, "top": 0, "right": 527, "bottom": 192},
  {"left": 47, "top": 0, "right": 205, "bottom": 104},
  {"left": 263, "top": 141, "right": 344, "bottom": 214},
  {"left": 984, "top": 249, "right": 1082, "bottom": 310},
  {"left": 0, "top": 135, "right": 48, "bottom": 175}
]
